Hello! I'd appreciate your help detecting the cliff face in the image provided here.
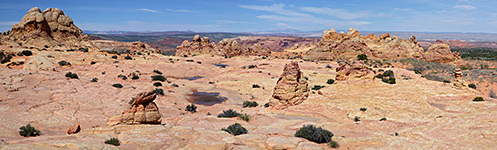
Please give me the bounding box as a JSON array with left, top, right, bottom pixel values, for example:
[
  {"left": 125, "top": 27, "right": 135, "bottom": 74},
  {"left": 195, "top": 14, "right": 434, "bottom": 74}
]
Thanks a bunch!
[{"left": 2, "top": 7, "right": 95, "bottom": 51}]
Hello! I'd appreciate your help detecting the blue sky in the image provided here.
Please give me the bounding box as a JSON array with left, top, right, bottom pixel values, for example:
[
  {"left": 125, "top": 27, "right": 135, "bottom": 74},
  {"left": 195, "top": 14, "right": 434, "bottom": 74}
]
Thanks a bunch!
[{"left": 1, "top": 0, "right": 496, "bottom": 33}]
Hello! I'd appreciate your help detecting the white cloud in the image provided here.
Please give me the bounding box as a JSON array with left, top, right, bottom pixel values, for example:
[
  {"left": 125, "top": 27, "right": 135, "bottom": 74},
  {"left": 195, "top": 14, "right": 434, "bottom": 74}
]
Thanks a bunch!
[
  {"left": 276, "top": 23, "right": 288, "bottom": 26},
  {"left": 453, "top": 5, "right": 477, "bottom": 11},
  {"left": 165, "top": 8, "right": 190, "bottom": 13},
  {"left": 393, "top": 8, "right": 413, "bottom": 12},
  {"left": 138, "top": 8, "right": 158, "bottom": 13},
  {"left": 239, "top": 4, "right": 309, "bottom": 17},
  {"left": 300, "top": 7, "right": 372, "bottom": 20}
]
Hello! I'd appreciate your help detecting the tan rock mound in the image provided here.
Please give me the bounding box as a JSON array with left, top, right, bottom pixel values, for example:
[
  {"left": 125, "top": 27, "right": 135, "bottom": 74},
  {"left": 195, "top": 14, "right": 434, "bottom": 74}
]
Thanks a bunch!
[
  {"left": 175, "top": 35, "right": 271, "bottom": 57},
  {"left": 66, "top": 123, "right": 81, "bottom": 134},
  {"left": 335, "top": 61, "right": 375, "bottom": 81},
  {"left": 270, "top": 61, "right": 309, "bottom": 109},
  {"left": 453, "top": 68, "right": 468, "bottom": 88},
  {"left": 175, "top": 35, "right": 218, "bottom": 56},
  {"left": 91, "top": 40, "right": 156, "bottom": 54},
  {"left": 4, "top": 7, "right": 95, "bottom": 51},
  {"left": 423, "top": 43, "right": 461, "bottom": 63},
  {"left": 107, "top": 91, "right": 162, "bottom": 126}
]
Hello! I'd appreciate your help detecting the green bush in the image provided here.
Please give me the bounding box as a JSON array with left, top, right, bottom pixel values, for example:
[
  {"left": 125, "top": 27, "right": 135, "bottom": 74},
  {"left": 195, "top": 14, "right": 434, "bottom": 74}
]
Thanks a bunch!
[
  {"left": 243, "top": 101, "right": 258, "bottom": 108},
  {"left": 468, "top": 83, "right": 476, "bottom": 89},
  {"left": 171, "top": 84, "right": 179, "bottom": 87},
  {"left": 252, "top": 84, "right": 260, "bottom": 88},
  {"left": 124, "top": 55, "right": 132, "bottom": 60},
  {"left": 19, "top": 124, "right": 41, "bottom": 137},
  {"left": 151, "top": 75, "right": 166, "bottom": 81},
  {"left": 359, "top": 108, "right": 367, "bottom": 111},
  {"left": 153, "top": 82, "right": 162, "bottom": 87},
  {"left": 357, "top": 54, "right": 368, "bottom": 61},
  {"left": 248, "top": 65, "right": 257, "bottom": 69},
  {"left": 131, "top": 74, "right": 139, "bottom": 80},
  {"left": 153, "top": 70, "right": 162, "bottom": 74},
  {"left": 354, "top": 116, "right": 360, "bottom": 122},
  {"left": 58, "top": 61, "right": 71, "bottom": 66},
  {"left": 264, "top": 103, "right": 270, "bottom": 108},
  {"left": 185, "top": 104, "right": 197, "bottom": 113},
  {"left": 377, "top": 70, "right": 396, "bottom": 84},
  {"left": 380, "top": 117, "right": 387, "bottom": 121},
  {"left": 91, "top": 77, "right": 98, "bottom": 82},
  {"left": 222, "top": 123, "right": 248, "bottom": 136},
  {"left": 326, "top": 79, "right": 335, "bottom": 84},
  {"left": 295, "top": 125, "right": 333, "bottom": 143},
  {"left": 21, "top": 50, "right": 33, "bottom": 56},
  {"left": 112, "top": 83, "right": 123, "bottom": 88},
  {"left": 311, "top": 85, "right": 325, "bottom": 90},
  {"left": 129, "top": 97, "right": 135, "bottom": 105},
  {"left": 65, "top": 72, "right": 79, "bottom": 79},
  {"left": 111, "top": 55, "right": 118, "bottom": 59},
  {"left": 105, "top": 137, "right": 120, "bottom": 146},
  {"left": 217, "top": 109, "right": 239, "bottom": 118},
  {"left": 473, "top": 97, "right": 484, "bottom": 102},
  {"left": 330, "top": 141, "right": 339, "bottom": 148},
  {"left": 117, "top": 74, "right": 127, "bottom": 80},
  {"left": 154, "top": 88, "right": 164, "bottom": 96},
  {"left": 238, "top": 113, "right": 250, "bottom": 121}
]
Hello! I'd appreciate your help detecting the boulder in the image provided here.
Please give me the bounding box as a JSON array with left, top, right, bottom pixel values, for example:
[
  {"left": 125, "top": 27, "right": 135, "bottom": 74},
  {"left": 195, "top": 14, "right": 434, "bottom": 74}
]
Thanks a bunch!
[
  {"left": 66, "top": 123, "right": 81, "bottom": 134},
  {"left": 335, "top": 61, "right": 375, "bottom": 81},
  {"left": 270, "top": 61, "right": 309, "bottom": 109},
  {"left": 423, "top": 43, "right": 461, "bottom": 63},
  {"left": 453, "top": 68, "right": 468, "bottom": 88},
  {"left": 107, "top": 91, "right": 162, "bottom": 126}
]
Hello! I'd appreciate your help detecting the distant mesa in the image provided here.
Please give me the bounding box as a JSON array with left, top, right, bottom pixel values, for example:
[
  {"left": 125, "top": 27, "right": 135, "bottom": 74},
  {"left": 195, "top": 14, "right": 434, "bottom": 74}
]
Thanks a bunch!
[
  {"left": 175, "top": 35, "right": 271, "bottom": 57},
  {"left": 1, "top": 7, "right": 95, "bottom": 51},
  {"left": 303, "top": 27, "right": 461, "bottom": 63}
]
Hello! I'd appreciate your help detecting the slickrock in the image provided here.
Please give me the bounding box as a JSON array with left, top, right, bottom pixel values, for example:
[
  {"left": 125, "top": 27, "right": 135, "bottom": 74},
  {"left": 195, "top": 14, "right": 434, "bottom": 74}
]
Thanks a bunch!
[
  {"left": 424, "top": 43, "right": 461, "bottom": 63},
  {"left": 175, "top": 35, "right": 271, "bottom": 57},
  {"left": 3, "top": 7, "right": 95, "bottom": 51},
  {"left": 66, "top": 123, "right": 81, "bottom": 134},
  {"left": 453, "top": 68, "right": 468, "bottom": 88},
  {"left": 335, "top": 61, "right": 375, "bottom": 81},
  {"left": 107, "top": 91, "right": 162, "bottom": 126},
  {"left": 91, "top": 40, "right": 157, "bottom": 54},
  {"left": 270, "top": 61, "right": 309, "bottom": 109}
]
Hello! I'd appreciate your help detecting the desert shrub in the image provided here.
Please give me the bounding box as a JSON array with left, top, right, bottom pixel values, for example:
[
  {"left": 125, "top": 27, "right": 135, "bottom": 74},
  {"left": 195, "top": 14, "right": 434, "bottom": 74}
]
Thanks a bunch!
[
  {"left": 243, "top": 101, "right": 258, "bottom": 108},
  {"left": 311, "top": 85, "right": 325, "bottom": 90},
  {"left": 131, "top": 74, "right": 139, "bottom": 80},
  {"left": 222, "top": 123, "right": 247, "bottom": 136},
  {"left": 326, "top": 79, "right": 335, "bottom": 84},
  {"left": 468, "top": 83, "right": 476, "bottom": 89},
  {"left": 357, "top": 54, "right": 368, "bottom": 61},
  {"left": 153, "top": 70, "right": 162, "bottom": 74},
  {"left": 185, "top": 104, "right": 197, "bottom": 113},
  {"left": 153, "top": 82, "right": 162, "bottom": 87},
  {"left": 460, "top": 66, "right": 469, "bottom": 70},
  {"left": 117, "top": 74, "right": 127, "bottom": 80},
  {"left": 414, "top": 69, "right": 422, "bottom": 74},
  {"left": 252, "top": 84, "right": 260, "bottom": 88},
  {"left": 295, "top": 125, "right": 333, "bottom": 143},
  {"left": 19, "top": 124, "right": 40, "bottom": 137},
  {"left": 473, "top": 97, "right": 484, "bottom": 102},
  {"left": 129, "top": 97, "right": 135, "bottom": 105},
  {"left": 264, "top": 103, "right": 270, "bottom": 107},
  {"left": 65, "top": 72, "right": 79, "bottom": 79},
  {"left": 238, "top": 113, "right": 250, "bottom": 121},
  {"left": 330, "top": 141, "right": 339, "bottom": 148},
  {"left": 186, "top": 59, "right": 194, "bottom": 62},
  {"left": 124, "top": 55, "right": 132, "bottom": 60},
  {"left": 90, "top": 61, "right": 96, "bottom": 65},
  {"left": 377, "top": 70, "right": 396, "bottom": 84},
  {"left": 354, "top": 116, "right": 360, "bottom": 122},
  {"left": 359, "top": 108, "right": 367, "bottom": 111},
  {"left": 248, "top": 65, "right": 256, "bottom": 69},
  {"left": 21, "top": 50, "right": 33, "bottom": 56},
  {"left": 490, "top": 90, "right": 496, "bottom": 98},
  {"left": 105, "top": 137, "right": 120, "bottom": 146},
  {"left": 154, "top": 88, "right": 164, "bottom": 96},
  {"left": 171, "top": 84, "right": 179, "bottom": 87},
  {"left": 111, "top": 55, "right": 118, "bottom": 59},
  {"left": 217, "top": 109, "right": 239, "bottom": 118},
  {"left": 151, "top": 75, "right": 166, "bottom": 81},
  {"left": 91, "top": 78, "right": 98, "bottom": 82},
  {"left": 112, "top": 83, "right": 123, "bottom": 88},
  {"left": 58, "top": 61, "right": 71, "bottom": 66},
  {"left": 443, "top": 80, "right": 451, "bottom": 83},
  {"left": 209, "top": 81, "right": 215, "bottom": 84},
  {"left": 380, "top": 117, "right": 387, "bottom": 121},
  {"left": 78, "top": 47, "right": 89, "bottom": 52}
]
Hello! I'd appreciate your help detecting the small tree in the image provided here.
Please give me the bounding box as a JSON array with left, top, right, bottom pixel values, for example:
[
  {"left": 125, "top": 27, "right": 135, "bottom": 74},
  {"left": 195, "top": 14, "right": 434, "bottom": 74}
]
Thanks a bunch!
[{"left": 357, "top": 54, "right": 368, "bottom": 61}]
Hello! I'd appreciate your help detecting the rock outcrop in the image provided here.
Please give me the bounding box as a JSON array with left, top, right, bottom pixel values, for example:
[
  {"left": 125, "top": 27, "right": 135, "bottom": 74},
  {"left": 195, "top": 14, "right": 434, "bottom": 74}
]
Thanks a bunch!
[
  {"left": 3, "top": 7, "right": 95, "bottom": 51},
  {"left": 107, "top": 91, "right": 162, "bottom": 126},
  {"left": 335, "top": 61, "right": 375, "bottom": 81},
  {"left": 424, "top": 43, "right": 461, "bottom": 63},
  {"left": 453, "top": 68, "right": 468, "bottom": 88},
  {"left": 66, "top": 123, "right": 81, "bottom": 134},
  {"left": 175, "top": 35, "right": 271, "bottom": 57},
  {"left": 91, "top": 40, "right": 157, "bottom": 54},
  {"left": 303, "top": 27, "right": 459, "bottom": 63},
  {"left": 270, "top": 61, "right": 309, "bottom": 109}
]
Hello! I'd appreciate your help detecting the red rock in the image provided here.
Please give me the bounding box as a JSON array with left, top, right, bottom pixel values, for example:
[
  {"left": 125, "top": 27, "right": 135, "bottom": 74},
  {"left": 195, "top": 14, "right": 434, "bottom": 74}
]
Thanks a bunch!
[
  {"left": 131, "top": 91, "right": 157, "bottom": 106},
  {"left": 270, "top": 61, "right": 309, "bottom": 109},
  {"left": 66, "top": 123, "right": 80, "bottom": 134}
]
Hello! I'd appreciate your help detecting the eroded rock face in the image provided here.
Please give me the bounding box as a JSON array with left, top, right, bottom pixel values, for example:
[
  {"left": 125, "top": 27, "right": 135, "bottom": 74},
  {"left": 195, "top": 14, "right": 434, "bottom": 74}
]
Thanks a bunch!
[
  {"left": 453, "top": 68, "right": 468, "bottom": 88},
  {"left": 91, "top": 40, "right": 157, "bottom": 54},
  {"left": 175, "top": 35, "right": 218, "bottom": 56},
  {"left": 175, "top": 35, "right": 271, "bottom": 57},
  {"left": 424, "top": 43, "right": 461, "bottom": 63},
  {"left": 107, "top": 91, "right": 162, "bottom": 126},
  {"left": 335, "top": 61, "right": 375, "bottom": 81},
  {"left": 270, "top": 61, "right": 309, "bottom": 108},
  {"left": 66, "top": 123, "right": 81, "bottom": 134},
  {"left": 4, "top": 7, "right": 94, "bottom": 51}
]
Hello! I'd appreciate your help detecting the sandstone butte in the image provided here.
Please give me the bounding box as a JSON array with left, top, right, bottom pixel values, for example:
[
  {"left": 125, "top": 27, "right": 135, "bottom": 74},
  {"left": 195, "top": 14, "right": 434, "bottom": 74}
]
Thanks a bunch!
[{"left": 0, "top": 7, "right": 496, "bottom": 150}]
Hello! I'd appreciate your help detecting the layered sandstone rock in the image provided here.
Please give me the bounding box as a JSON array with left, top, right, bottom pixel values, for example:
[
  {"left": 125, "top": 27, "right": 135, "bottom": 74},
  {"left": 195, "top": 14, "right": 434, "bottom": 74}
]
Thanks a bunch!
[
  {"left": 270, "top": 61, "right": 309, "bottom": 109},
  {"left": 91, "top": 40, "right": 157, "bottom": 54},
  {"left": 107, "top": 91, "right": 162, "bottom": 126},
  {"left": 175, "top": 35, "right": 271, "bottom": 57},
  {"left": 424, "top": 43, "right": 461, "bottom": 63},
  {"left": 175, "top": 35, "right": 218, "bottom": 56},
  {"left": 4, "top": 7, "right": 95, "bottom": 51},
  {"left": 453, "top": 68, "right": 468, "bottom": 88},
  {"left": 66, "top": 123, "right": 81, "bottom": 134},
  {"left": 335, "top": 61, "right": 375, "bottom": 81}
]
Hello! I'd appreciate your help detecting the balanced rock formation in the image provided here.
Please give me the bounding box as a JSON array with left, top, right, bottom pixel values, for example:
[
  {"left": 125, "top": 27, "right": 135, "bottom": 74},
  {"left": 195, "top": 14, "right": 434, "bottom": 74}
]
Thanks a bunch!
[
  {"left": 66, "top": 123, "right": 81, "bottom": 134},
  {"left": 107, "top": 91, "right": 162, "bottom": 126},
  {"left": 335, "top": 61, "right": 375, "bottom": 81},
  {"left": 453, "top": 68, "right": 468, "bottom": 88},
  {"left": 424, "top": 43, "right": 461, "bottom": 63},
  {"left": 270, "top": 61, "right": 309, "bottom": 109},
  {"left": 175, "top": 35, "right": 271, "bottom": 57},
  {"left": 3, "top": 7, "right": 94, "bottom": 51}
]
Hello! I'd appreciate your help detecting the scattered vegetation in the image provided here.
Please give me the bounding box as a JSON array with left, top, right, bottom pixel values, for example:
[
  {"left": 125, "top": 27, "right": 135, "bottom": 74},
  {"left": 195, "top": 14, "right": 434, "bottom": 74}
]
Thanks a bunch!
[
  {"left": 264, "top": 103, "right": 270, "bottom": 108},
  {"left": 330, "top": 141, "right": 340, "bottom": 148},
  {"left": 131, "top": 73, "right": 139, "bottom": 80},
  {"left": 185, "top": 104, "right": 197, "bottom": 113},
  {"left": 242, "top": 101, "right": 258, "bottom": 108},
  {"left": 359, "top": 108, "right": 367, "bottom": 111},
  {"left": 468, "top": 83, "right": 477, "bottom": 89},
  {"left": 91, "top": 77, "right": 98, "bottom": 82},
  {"left": 354, "top": 116, "right": 361, "bottom": 122},
  {"left": 105, "top": 137, "right": 120, "bottom": 146},
  {"left": 357, "top": 54, "right": 368, "bottom": 61},
  {"left": 222, "top": 123, "right": 248, "bottom": 136},
  {"left": 153, "top": 82, "right": 162, "bottom": 87},
  {"left": 248, "top": 65, "right": 256, "bottom": 69},
  {"left": 21, "top": 50, "right": 33, "bottom": 56},
  {"left": 252, "top": 84, "right": 260, "bottom": 88},
  {"left": 65, "top": 72, "right": 79, "bottom": 79},
  {"left": 376, "top": 70, "right": 396, "bottom": 84},
  {"left": 153, "top": 70, "right": 162, "bottom": 74},
  {"left": 111, "top": 55, "right": 118, "bottom": 59},
  {"left": 380, "top": 117, "right": 387, "bottom": 121},
  {"left": 112, "top": 83, "right": 123, "bottom": 88},
  {"left": 124, "top": 55, "right": 132, "bottom": 60},
  {"left": 171, "top": 84, "right": 179, "bottom": 87},
  {"left": 117, "top": 74, "right": 127, "bottom": 80},
  {"left": 295, "top": 124, "right": 334, "bottom": 143},
  {"left": 154, "top": 88, "right": 165, "bottom": 96},
  {"left": 311, "top": 85, "right": 325, "bottom": 90},
  {"left": 217, "top": 109, "right": 239, "bottom": 118},
  {"left": 129, "top": 97, "right": 135, "bottom": 105},
  {"left": 238, "top": 113, "right": 250, "bottom": 121},
  {"left": 151, "top": 75, "right": 166, "bottom": 81},
  {"left": 58, "top": 61, "right": 71, "bottom": 66},
  {"left": 473, "top": 97, "right": 484, "bottom": 102},
  {"left": 326, "top": 79, "right": 335, "bottom": 84},
  {"left": 19, "top": 124, "right": 41, "bottom": 137}
]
